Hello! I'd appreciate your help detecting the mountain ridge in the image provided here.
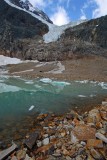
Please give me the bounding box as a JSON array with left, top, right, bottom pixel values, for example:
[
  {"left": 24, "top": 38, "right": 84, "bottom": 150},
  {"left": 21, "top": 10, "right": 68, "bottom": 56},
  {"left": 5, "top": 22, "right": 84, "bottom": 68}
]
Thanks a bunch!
[{"left": 0, "top": 0, "right": 107, "bottom": 61}]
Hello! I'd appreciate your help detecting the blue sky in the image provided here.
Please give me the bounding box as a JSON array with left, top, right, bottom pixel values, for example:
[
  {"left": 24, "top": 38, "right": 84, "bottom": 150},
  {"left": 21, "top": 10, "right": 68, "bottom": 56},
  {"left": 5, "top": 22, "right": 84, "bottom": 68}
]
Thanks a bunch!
[{"left": 29, "top": 0, "right": 107, "bottom": 25}]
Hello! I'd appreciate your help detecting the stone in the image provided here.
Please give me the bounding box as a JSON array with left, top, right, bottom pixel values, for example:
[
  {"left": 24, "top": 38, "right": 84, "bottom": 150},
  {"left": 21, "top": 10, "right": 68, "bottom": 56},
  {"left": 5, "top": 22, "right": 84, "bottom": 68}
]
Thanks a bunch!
[
  {"left": 42, "top": 138, "right": 49, "bottom": 145},
  {"left": 80, "top": 141, "right": 86, "bottom": 146},
  {"left": 87, "top": 139, "right": 103, "bottom": 148},
  {"left": 71, "top": 131, "right": 79, "bottom": 144},
  {"left": 56, "top": 142, "right": 62, "bottom": 149},
  {"left": 37, "top": 114, "right": 48, "bottom": 121},
  {"left": 52, "top": 153, "right": 62, "bottom": 157},
  {"left": 24, "top": 131, "right": 39, "bottom": 149},
  {"left": 24, "top": 154, "right": 35, "bottom": 160},
  {"left": 11, "top": 156, "right": 18, "bottom": 160},
  {"left": 90, "top": 148, "right": 104, "bottom": 160},
  {"left": 60, "top": 130, "right": 66, "bottom": 137},
  {"left": 50, "top": 135, "right": 56, "bottom": 140},
  {"left": 0, "top": 143, "right": 17, "bottom": 160},
  {"left": 66, "top": 156, "right": 72, "bottom": 160},
  {"left": 100, "top": 110, "right": 107, "bottom": 121},
  {"left": 37, "top": 141, "right": 42, "bottom": 148},
  {"left": 16, "top": 149, "right": 26, "bottom": 160},
  {"left": 35, "top": 144, "right": 54, "bottom": 155},
  {"left": 102, "top": 101, "right": 107, "bottom": 106},
  {"left": 55, "top": 149, "right": 61, "bottom": 154},
  {"left": 43, "top": 134, "right": 48, "bottom": 138},
  {"left": 73, "top": 118, "right": 80, "bottom": 126},
  {"left": 62, "top": 149, "right": 70, "bottom": 156},
  {"left": 75, "top": 155, "right": 83, "bottom": 160},
  {"left": 87, "top": 109, "right": 101, "bottom": 124},
  {"left": 95, "top": 132, "right": 107, "bottom": 143},
  {"left": 69, "top": 148, "right": 76, "bottom": 158},
  {"left": 96, "top": 122, "right": 103, "bottom": 129},
  {"left": 72, "top": 124, "right": 96, "bottom": 141}
]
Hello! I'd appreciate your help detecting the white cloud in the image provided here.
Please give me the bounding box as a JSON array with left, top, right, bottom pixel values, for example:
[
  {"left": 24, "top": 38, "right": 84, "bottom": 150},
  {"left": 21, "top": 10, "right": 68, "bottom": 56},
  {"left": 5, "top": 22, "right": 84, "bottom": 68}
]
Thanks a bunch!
[
  {"left": 92, "top": 0, "right": 107, "bottom": 18},
  {"left": 29, "top": 0, "right": 46, "bottom": 8},
  {"left": 80, "top": 15, "right": 87, "bottom": 20},
  {"left": 80, "top": 8, "right": 87, "bottom": 20},
  {"left": 50, "top": 6, "right": 70, "bottom": 26}
]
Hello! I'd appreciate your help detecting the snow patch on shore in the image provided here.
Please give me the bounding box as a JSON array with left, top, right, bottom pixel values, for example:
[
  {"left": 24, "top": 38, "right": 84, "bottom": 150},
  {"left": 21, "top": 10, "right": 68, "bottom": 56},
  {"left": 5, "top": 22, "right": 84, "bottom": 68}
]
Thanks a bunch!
[
  {"left": 12, "top": 69, "right": 34, "bottom": 74},
  {"left": 47, "top": 62, "right": 65, "bottom": 74},
  {"left": 0, "top": 55, "right": 21, "bottom": 66}
]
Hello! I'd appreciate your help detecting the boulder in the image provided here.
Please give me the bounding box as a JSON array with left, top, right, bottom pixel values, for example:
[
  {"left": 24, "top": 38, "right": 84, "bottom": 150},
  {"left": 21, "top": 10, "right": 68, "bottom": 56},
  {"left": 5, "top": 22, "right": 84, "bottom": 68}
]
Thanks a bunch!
[
  {"left": 87, "top": 139, "right": 103, "bottom": 148},
  {"left": 95, "top": 132, "right": 107, "bottom": 143},
  {"left": 24, "top": 131, "right": 40, "bottom": 149},
  {"left": 72, "top": 124, "right": 96, "bottom": 141}
]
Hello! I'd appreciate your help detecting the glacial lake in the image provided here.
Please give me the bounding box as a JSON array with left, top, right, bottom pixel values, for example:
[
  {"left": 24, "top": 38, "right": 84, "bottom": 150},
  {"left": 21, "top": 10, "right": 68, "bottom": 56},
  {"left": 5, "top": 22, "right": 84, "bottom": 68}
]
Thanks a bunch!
[{"left": 0, "top": 76, "right": 107, "bottom": 126}]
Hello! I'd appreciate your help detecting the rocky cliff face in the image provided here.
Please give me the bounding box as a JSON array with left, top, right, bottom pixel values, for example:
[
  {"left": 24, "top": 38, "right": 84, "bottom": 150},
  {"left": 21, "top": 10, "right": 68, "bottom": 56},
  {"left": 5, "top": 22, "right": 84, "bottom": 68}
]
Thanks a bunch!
[
  {"left": 63, "top": 15, "right": 107, "bottom": 49},
  {"left": 0, "top": 0, "right": 49, "bottom": 57},
  {"left": 0, "top": 0, "right": 107, "bottom": 61},
  {"left": 14, "top": 15, "right": 107, "bottom": 61},
  {"left": 9, "top": 0, "right": 53, "bottom": 24}
]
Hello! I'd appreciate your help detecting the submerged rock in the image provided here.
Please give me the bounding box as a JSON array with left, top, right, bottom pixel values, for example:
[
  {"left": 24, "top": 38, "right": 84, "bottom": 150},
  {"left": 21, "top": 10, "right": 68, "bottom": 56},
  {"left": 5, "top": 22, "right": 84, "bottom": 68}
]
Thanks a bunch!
[{"left": 24, "top": 131, "right": 40, "bottom": 149}]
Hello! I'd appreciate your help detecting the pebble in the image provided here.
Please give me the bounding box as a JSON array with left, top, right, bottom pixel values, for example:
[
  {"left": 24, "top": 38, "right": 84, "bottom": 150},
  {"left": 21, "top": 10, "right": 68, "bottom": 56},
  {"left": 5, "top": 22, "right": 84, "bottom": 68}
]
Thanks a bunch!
[
  {"left": 95, "top": 132, "right": 107, "bottom": 143},
  {"left": 42, "top": 137, "right": 49, "bottom": 145},
  {"left": 52, "top": 153, "right": 62, "bottom": 157},
  {"left": 16, "top": 149, "right": 26, "bottom": 160},
  {"left": 90, "top": 148, "right": 104, "bottom": 160},
  {"left": 37, "top": 141, "right": 42, "bottom": 148},
  {"left": 11, "top": 156, "right": 18, "bottom": 160},
  {"left": 66, "top": 156, "right": 72, "bottom": 160}
]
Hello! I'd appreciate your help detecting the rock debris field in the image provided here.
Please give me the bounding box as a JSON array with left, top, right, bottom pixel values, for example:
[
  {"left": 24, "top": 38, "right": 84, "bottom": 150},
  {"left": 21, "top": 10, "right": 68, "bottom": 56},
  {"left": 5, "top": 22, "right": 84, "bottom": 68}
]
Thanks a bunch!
[{"left": 0, "top": 99, "right": 107, "bottom": 160}]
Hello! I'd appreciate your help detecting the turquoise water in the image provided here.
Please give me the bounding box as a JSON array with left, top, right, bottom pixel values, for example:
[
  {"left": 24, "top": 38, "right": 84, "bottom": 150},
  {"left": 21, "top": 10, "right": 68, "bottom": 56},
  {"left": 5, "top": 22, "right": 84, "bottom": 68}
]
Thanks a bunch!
[{"left": 0, "top": 77, "right": 107, "bottom": 124}]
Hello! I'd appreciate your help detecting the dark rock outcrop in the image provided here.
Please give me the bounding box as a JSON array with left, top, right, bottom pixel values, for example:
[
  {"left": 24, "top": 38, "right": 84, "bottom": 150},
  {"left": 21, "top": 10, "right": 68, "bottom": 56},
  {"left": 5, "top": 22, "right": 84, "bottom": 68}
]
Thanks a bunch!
[
  {"left": 9, "top": 0, "right": 53, "bottom": 24},
  {"left": 0, "top": 0, "right": 48, "bottom": 57},
  {"left": 62, "top": 15, "right": 107, "bottom": 49}
]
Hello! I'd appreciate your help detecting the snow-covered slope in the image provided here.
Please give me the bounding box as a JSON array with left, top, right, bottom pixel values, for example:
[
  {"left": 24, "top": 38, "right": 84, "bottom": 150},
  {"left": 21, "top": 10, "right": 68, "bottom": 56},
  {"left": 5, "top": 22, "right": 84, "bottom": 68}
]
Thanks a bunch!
[{"left": 4, "top": 0, "right": 86, "bottom": 43}]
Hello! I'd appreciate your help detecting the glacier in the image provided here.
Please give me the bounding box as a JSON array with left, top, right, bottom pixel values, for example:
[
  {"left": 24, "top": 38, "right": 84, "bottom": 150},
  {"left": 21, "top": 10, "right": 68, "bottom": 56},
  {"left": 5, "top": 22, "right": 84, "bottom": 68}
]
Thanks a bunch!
[{"left": 4, "top": 0, "right": 86, "bottom": 43}]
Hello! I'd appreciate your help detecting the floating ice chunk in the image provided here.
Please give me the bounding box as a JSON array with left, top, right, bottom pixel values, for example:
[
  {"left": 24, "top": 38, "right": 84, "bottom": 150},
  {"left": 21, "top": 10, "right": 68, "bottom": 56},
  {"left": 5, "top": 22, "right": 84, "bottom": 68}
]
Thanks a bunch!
[
  {"left": 78, "top": 95, "right": 87, "bottom": 98},
  {"left": 40, "top": 78, "right": 52, "bottom": 83},
  {"left": 98, "top": 82, "right": 107, "bottom": 89},
  {"left": 52, "top": 81, "right": 70, "bottom": 86},
  {"left": 29, "top": 105, "right": 35, "bottom": 111},
  {"left": 0, "top": 83, "right": 21, "bottom": 93},
  {"left": 90, "top": 94, "right": 96, "bottom": 97},
  {"left": 25, "top": 80, "right": 34, "bottom": 84},
  {"left": 75, "top": 80, "right": 89, "bottom": 84}
]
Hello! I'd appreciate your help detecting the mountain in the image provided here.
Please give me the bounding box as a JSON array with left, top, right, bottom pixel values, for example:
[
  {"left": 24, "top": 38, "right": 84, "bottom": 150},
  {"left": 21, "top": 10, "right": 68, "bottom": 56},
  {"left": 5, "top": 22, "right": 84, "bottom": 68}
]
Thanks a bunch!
[
  {"left": 8, "top": 0, "right": 53, "bottom": 24},
  {"left": 0, "top": 0, "right": 107, "bottom": 61}
]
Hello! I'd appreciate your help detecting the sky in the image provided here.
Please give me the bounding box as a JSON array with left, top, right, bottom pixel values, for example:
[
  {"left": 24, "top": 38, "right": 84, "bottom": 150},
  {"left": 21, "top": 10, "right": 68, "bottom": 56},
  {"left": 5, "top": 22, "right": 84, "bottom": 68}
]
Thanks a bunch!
[{"left": 28, "top": 0, "right": 107, "bottom": 26}]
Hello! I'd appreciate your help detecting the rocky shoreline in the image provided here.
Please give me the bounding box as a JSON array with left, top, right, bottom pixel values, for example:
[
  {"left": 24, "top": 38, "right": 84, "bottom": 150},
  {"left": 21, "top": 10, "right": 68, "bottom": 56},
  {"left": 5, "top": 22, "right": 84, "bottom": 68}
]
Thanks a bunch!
[{"left": 0, "top": 99, "right": 107, "bottom": 160}]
